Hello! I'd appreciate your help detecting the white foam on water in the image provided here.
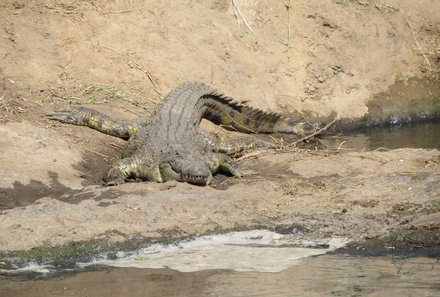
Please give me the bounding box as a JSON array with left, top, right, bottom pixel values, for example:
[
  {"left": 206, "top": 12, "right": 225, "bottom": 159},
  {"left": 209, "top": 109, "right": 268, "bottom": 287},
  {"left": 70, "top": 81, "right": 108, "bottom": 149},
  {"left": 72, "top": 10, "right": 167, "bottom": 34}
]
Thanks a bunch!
[
  {"left": 80, "top": 230, "right": 349, "bottom": 273},
  {"left": 0, "top": 262, "right": 53, "bottom": 276},
  {"left": 3, "top": 230, "right": 349, "bottom": 275}
]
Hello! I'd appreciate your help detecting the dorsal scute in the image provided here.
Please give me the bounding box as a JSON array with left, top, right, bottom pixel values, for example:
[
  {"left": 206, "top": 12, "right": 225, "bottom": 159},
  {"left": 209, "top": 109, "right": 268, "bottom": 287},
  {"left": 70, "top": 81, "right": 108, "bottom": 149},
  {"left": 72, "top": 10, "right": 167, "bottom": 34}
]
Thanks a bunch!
[
  {"left": 174, "top": 82, "right": 289, "bottom": 132},
  {"left": 206, "top": 90, "right": 285, "bottom": 124},
  {"left": 203, "top": 91, "right": 244, "bottom": 113}
]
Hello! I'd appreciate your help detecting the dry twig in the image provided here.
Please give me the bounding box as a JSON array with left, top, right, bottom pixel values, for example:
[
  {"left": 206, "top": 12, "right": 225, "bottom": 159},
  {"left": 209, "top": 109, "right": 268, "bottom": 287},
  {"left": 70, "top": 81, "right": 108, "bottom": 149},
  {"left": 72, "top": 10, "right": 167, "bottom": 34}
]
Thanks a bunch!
[
  {"left": 120, "top": 105, "right": 142, "bottom": 116},
  {"left": 104, "top": 10, "right": 133, "bottom": 14},
  {"left": 407, "top": 19, "right": 432, "bottom": 70},
  {"left": 99, "top": 44, "right": 162, "bottom": 95},
  {"left": 284, "top": 0, "right": 292, "bottom": 51},
  {"left": 288, "top": 116, "right": 339, "bottom": 147},
  {"left": 232, "top": 0, "right": 257, "bottom": 35},
  {"left": 83, "top": 146, "right": 109, "bottom": 158},
  {"left": 280, "top": 95, "right": 314, "bottom": 127},
  {"left": 337, "top": 141, "right": 346, "bottom": 152},
  {"left": 108, "top": 142, "right": 124, "bottom": 151}
]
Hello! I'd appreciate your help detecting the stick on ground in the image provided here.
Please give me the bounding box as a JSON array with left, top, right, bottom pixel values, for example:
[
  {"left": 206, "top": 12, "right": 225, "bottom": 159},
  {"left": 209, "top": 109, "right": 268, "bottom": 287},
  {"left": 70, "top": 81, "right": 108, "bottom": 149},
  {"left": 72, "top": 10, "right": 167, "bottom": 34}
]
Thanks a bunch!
[
  {"left": 232, "top": 0, "right": 257, "bottom": 36},
  {"left": 100, "top": 44, "right": 162, "bottom": 95},
  {"left": 407, "top": 19, "right": 432, "bottom": 70},
  {"left": 289, "top": 116, "right": 339, "bottom": 147}
]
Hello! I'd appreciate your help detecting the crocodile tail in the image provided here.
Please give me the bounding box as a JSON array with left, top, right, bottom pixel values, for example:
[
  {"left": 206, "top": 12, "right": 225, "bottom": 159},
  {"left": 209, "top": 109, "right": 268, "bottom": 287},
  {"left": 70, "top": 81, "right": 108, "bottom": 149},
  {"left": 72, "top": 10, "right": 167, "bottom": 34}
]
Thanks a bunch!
[{"left": 201, "top": 92, "right": 316, "bottom": 136}]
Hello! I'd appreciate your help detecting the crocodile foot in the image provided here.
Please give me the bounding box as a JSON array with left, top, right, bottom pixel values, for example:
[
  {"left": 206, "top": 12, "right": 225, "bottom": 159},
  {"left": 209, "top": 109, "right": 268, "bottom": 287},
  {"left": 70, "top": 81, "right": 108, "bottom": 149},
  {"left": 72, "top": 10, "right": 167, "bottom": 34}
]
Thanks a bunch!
[
  {"left": 103, "top": 168, "right": 126, "bottom": 186},
  {"left": 229, "top": 167, "right": 256, "bottom": 178},
  {"left": 47, "top": 107, "right": 92, "bottom": 125}
]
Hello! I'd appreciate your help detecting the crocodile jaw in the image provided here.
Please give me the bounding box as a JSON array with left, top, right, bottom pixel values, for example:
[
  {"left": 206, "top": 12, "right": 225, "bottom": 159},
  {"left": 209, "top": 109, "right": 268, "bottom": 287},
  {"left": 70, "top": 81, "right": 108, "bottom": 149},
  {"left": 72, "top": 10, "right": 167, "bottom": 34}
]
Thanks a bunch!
[
  {"left": 180, "top": 172, "right": 213, "bottom": 186},
  {"left": 159, "top": 162, "right": 213, "bottom": 185}
]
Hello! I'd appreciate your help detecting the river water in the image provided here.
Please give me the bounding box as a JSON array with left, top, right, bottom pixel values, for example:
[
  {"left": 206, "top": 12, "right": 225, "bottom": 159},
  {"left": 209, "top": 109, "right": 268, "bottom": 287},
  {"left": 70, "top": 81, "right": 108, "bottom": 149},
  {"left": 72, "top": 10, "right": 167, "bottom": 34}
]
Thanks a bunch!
[
  {"left": 1, "top": 254, "right": 439, "bottom": 296},
  {"left": 322, "top": 121, "right": 440, "bottom": 151},
  {"left": 1, "top": 229, "right": 440, "bottom": 297}
]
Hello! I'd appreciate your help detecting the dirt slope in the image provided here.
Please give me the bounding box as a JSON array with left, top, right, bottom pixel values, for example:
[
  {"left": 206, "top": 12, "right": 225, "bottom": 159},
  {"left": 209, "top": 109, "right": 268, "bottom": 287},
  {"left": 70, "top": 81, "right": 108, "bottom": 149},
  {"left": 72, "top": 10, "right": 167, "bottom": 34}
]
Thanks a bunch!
[{"left": 1, "top": 0, "right": 439, "bottom": 119}]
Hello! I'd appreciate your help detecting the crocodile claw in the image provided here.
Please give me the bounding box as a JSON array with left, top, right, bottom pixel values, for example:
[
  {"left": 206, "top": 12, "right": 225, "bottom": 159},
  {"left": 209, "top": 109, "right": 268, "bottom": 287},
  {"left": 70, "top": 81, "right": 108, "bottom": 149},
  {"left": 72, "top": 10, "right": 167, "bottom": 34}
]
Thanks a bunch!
[
  {"left": 104, "top": 177, "right": 125, "bottom": 187},
  {"left": 233, "top": 168, "right": 256, "bottom": 177},
  {"left": 47, "top": 109, "right": 81, "bottom": 124},
  {"left": 103, "top": 168, "right": 126, "bottom": 186}
]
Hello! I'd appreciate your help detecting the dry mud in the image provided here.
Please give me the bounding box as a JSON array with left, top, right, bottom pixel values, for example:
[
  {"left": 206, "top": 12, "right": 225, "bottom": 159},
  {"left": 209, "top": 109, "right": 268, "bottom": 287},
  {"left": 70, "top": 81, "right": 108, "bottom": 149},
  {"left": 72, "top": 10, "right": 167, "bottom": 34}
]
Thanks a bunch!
[{"left": 0, "top": 0, "right": 439, "bottom": 254}]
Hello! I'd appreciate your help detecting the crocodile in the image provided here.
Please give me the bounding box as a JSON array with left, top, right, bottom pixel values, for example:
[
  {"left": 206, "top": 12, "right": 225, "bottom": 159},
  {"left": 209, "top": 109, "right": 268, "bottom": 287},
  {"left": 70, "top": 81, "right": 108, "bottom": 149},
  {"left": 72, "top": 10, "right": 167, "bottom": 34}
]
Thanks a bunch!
[{"left": 49, "top": 83, "right": 316, "bottom": 186}]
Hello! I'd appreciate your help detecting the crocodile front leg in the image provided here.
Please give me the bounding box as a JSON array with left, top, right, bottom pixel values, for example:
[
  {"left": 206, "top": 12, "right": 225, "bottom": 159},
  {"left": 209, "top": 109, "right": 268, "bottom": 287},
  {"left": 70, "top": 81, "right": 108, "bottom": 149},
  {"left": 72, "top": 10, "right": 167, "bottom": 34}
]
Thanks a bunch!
[
  {"left": 207, "top": 153, "right": 255, "bottom": 178},
  {"left": 48, "top": 107, "right": 148, "bottom": 139},
  {"left": 104, "top": 157, "right": 162, "bottom": 185}
]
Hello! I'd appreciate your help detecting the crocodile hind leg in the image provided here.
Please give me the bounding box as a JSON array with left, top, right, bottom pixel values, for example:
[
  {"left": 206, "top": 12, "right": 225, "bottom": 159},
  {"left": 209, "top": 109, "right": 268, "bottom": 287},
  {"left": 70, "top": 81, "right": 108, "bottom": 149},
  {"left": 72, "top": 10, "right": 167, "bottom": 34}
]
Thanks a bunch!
[
  {"left": 104, "top": 156, "right": 162, "bottom": 185},
  {"left": 196, "top": 131, "right": 275, "bottom": 157},
  {"left": 48, "top": 107, "right": 148, "bottom": 139},
  {"left": 210, "top": 138, "right": 275, "bottom": 156}
]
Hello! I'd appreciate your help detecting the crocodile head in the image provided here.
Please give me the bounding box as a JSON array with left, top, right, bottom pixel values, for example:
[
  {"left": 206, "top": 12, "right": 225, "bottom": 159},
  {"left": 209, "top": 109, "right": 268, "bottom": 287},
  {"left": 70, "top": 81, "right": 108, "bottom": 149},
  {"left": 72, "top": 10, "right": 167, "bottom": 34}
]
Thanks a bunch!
[{"left": 160, "top": 150, "right": 213, "bottom": 185}]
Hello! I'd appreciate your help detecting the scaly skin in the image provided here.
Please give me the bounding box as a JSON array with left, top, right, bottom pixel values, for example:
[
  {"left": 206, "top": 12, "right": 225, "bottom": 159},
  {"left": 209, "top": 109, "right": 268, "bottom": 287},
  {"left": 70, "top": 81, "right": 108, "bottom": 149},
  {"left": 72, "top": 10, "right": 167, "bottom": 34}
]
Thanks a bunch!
[
  {"left": 49, "top": 83, "right": 317, "bottom": 185},
  {"left": 48, "top": 107, "right": 149, "bottom": 140}
]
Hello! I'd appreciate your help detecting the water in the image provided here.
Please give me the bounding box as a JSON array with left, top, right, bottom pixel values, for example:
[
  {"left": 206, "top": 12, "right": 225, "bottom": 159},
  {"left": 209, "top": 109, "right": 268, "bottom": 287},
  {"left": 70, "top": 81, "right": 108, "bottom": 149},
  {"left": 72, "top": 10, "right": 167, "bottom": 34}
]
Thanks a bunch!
[
  {"left": 2, "top": 255, "right": 439, "bottom": 297},
  {"left": 1, "top": 230, "right": 439, "bottom": 296},
  {"left": 322, "top": 121, "right": 440, "bottom": 151},
  {"left": 354, "top": 121, "right": 440, "bottom": 150}
]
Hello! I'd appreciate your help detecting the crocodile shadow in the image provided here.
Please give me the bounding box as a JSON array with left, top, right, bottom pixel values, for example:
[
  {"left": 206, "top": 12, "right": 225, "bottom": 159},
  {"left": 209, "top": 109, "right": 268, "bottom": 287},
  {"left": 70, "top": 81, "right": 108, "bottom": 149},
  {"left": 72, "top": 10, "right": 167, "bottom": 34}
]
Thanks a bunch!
[{"left": 0, "top": 171, "right": 121, "bottom": 211}]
